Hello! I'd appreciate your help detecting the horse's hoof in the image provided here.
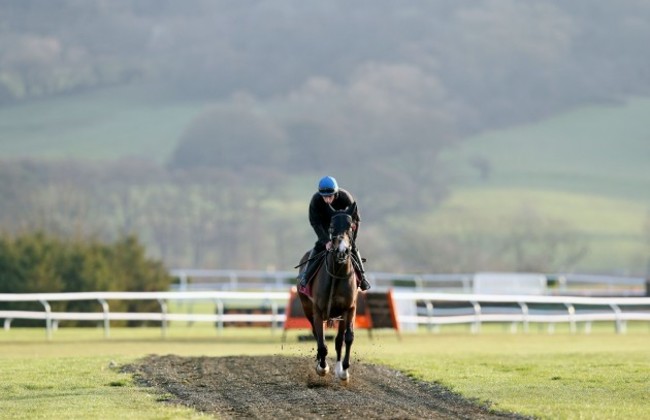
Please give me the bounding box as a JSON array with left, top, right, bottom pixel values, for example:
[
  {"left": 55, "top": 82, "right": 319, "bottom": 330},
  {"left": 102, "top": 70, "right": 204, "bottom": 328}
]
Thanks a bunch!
[
  {"left": 335, "top": 361, "right": 349, "bottom": 381},
  {"left": 315, "top": 362, "right": 329, "bottom": 376}
]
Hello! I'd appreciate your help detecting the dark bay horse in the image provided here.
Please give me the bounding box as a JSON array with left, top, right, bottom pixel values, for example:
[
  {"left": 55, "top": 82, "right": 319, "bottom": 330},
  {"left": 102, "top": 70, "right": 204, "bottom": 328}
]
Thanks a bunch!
[{"left": 298, "top": 202, "right": 359, "bottom": 381}]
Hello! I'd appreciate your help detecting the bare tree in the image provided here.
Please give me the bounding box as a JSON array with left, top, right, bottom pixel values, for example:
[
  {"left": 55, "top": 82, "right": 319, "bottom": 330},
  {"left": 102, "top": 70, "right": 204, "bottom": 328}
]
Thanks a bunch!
[{"left": 499, "top": 207, "right": 589, "bottom": 272}]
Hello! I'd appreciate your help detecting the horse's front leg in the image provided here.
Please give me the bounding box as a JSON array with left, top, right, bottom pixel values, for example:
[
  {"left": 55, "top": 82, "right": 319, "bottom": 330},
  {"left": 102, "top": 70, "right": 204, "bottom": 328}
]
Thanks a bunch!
[
  {"left": 334, "top": 318, "right": 345, "bottom": 374},
  {"left": 313, "top": 311, "right": 329, "bottom": 376},
  {"left": 335, "top": 310, "right": 355, "bottom": 381}
]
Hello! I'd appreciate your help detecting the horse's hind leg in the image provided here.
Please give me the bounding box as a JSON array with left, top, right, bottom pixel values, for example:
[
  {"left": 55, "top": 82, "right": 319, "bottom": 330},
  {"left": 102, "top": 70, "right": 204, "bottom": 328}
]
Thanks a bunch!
[{"left": 313, "top": 312, "right": 329, "bottom": 376}]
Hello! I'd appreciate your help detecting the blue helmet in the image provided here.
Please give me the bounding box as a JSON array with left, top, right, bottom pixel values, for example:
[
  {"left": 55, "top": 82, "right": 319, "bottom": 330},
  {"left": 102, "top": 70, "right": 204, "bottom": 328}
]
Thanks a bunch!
[{"left": 318, "top": 176, "right": 339, "bottom": 196}]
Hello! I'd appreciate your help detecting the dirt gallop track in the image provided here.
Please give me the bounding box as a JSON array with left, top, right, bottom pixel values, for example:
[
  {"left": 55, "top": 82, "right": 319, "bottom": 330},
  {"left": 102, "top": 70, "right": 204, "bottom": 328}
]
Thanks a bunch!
[{"left": 124, "top": 355, "right": 530, "bottom": 419}]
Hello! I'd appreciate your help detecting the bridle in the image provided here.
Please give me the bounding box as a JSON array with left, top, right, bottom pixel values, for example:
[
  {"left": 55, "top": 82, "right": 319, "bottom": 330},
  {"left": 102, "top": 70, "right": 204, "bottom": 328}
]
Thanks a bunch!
[{"left": 325, "top": 213, "right": 354, "bottom": 280}]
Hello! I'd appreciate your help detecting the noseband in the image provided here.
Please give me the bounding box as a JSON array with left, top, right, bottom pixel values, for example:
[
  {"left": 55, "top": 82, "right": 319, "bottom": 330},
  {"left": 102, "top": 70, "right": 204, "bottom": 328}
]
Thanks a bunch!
[{"left": 331, "top": 232, "right": 351, "bottom": 263}]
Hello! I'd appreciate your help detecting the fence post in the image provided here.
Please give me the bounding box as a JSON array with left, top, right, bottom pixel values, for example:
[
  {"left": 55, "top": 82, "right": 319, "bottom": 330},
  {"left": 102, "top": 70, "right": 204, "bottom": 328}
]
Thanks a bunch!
[
  {"left": 414, "top": 276, "right": 424, "bottom": 290},
  {"left": 39, "top": 300, "right": 52, "bottom": 341},
  {"left": 215, "top": 299, "right": 224, "bottom": 333},
  {"left": 424, "top": 301, "right": 435, "bottom": 332},
  {"left": 177, "top": 271, "right": 188, "bottom": 311},
  {"left": 178, "top": 271, "right": 188, "bottom": 292},
  {"left": 471, "top": 301, "right": 481, "bottom": 334},
  {"left": 228, "top": 272, "right": 238, "bottom": 290},
  {"left": 98, "top": 299, "right": 110, "bottom": 339},
  {"left": 518, "top": 302, "right": 529, "bottom": 333},
  {"left": 271, "top": 301, "right": 279, "bottom": 334},
  {"left": 609, "top": 303, "right": 625, "bottom": 334},
  {"left": 564, "top": 303, "right": 576, "bottom": 334},
  {"left": 157, "top": 299, "right": 168, "bottom": 338},
  {"left": 462, "top": 276, "right": 472, "bottom": 292}
]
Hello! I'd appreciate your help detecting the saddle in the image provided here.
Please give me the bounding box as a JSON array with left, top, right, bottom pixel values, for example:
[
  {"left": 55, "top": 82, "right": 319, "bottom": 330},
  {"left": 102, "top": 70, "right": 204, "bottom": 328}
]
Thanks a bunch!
[{"left": 297, "top": 256, "right": 362, "bottom": 298}]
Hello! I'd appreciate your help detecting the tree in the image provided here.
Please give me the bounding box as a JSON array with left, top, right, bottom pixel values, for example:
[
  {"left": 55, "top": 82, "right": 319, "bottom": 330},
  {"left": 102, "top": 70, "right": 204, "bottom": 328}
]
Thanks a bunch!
[
  {"left": 170, "top": 104, "right": 288, "bottom": 171},
  {"left": 0, "top": 232, "right": 173, "bottom": 326}
]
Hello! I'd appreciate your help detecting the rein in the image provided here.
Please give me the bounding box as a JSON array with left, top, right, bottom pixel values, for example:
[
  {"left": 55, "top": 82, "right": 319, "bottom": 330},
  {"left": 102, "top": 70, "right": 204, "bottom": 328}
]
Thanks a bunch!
[
  {"left": 324, "top": 233, "right": 354, "bottom": 323},
  {"left": 324, "top": 249, "right": 353, "bottom": 280},
  {"left": 293, "top": 250, "right": 327, "bottom": 269}
]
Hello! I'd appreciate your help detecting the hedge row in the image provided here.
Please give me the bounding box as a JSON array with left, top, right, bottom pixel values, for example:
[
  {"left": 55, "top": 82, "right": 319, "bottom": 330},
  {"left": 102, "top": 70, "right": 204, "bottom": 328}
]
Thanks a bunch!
[{"left": 0, "top": 232, "right": 173, "bottom": 326}]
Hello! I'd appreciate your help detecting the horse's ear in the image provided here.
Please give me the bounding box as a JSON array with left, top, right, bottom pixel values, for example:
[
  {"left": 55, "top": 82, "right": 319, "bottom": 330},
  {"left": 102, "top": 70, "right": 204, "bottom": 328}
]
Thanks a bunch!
[{"left": 346, "top": 202, "right": 357, "bottom": 217}]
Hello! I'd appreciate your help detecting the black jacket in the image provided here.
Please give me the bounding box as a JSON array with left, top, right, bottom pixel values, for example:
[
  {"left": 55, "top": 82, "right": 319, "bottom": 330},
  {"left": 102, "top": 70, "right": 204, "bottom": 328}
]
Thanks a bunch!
[{"left": 308, "top": 188, "right": 360, "bottom": 245}]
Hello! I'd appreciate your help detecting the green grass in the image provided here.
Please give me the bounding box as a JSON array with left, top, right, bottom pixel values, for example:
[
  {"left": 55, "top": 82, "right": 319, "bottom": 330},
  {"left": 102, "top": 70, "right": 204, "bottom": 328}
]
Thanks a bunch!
[
  {"left": 422, "top": 187, "right": 648, "bottom": 273},
  {"left": 444, "top": 97, "right": 650, "bottom": 199},
  {"left": 0, "top": 356, "right": 207, "bottom": 419},
  {"left": 435, "top": 97, "right": 650, "bottom": 274},
  {"left": 372, "top": 329, "right": 650, "bottom": 419},
  {"left": 0, "top": 84, "right": 207, "bottom": 164},
  {"left": 0, "top": 325, "right": 649, "bottom": 419}
]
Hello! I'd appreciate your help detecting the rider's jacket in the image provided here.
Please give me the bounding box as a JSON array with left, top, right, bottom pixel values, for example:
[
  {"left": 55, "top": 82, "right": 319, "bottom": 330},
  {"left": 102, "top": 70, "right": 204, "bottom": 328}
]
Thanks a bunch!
[{"left": 308, "top": 188, "right": 360, "bottom": 246}]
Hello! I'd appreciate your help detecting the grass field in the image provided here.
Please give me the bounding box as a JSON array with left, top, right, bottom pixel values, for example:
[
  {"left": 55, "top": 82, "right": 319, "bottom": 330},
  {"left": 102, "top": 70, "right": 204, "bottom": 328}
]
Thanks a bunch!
[
  {"left": 436, "top": 97, "right": 650, "bottom": 275},
  {"left": 1, "top": 325, "right": 649, "bottom": 419},
  {"left": 0, "top": 84, "right": 206, "bottom": 164},
  {"left": 420, "top": 187, "right": 649, "bottom": 274},
  {"left": 444, "top": 97, "right": 650, "bottom": 199}
]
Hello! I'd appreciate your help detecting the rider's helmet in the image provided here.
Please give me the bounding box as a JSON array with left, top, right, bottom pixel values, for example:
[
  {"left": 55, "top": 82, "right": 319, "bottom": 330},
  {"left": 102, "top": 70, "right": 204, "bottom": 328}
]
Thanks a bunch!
[{"left": 318, "top": 176, "right": 339, "bottom": 196}]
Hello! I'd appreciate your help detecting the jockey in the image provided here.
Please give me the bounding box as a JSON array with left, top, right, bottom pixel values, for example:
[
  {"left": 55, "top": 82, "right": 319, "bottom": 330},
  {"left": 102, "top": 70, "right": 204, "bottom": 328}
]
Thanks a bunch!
[{"left": 297, "top": 176, "right": 371, "bottom": 291}]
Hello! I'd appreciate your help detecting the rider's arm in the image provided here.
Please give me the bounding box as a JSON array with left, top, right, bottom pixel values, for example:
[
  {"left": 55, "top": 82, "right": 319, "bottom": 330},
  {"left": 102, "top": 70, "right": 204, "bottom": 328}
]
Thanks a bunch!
[{"left": 309, "top": 197, "right": 330, "bottom": 245}]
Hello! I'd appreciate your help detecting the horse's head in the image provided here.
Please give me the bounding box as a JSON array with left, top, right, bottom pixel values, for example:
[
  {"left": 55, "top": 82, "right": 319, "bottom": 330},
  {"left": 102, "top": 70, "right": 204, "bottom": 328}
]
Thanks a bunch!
[{"left": 328, "top": 202, "right": 357, "bottom": 264}]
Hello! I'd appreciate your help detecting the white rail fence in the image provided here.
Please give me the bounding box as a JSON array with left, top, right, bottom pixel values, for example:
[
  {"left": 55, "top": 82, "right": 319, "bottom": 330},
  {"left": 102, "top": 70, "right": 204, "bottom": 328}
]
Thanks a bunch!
[
  {"left": 1, "top": 291, "right": 649, "bottom": 340},
  {"left": 394, "top": 292, "right": 650, "bottom": 335},
  {"left": 0, "top": 291, "right": 288, "bottom": 340},
  {"left": 169, "top": 269, "right": 647, "bottom": 295}
]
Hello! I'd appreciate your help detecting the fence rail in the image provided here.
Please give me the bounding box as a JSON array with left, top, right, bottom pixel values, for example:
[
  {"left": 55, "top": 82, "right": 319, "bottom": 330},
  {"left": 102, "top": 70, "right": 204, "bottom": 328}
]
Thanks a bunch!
[
  {"left": 393, "top": 292, "right": 650, "bottom": 334},
  {"left": 2, "top": 291, "right": 649, "bottom": 340},
  {"left": 169, "top": 269, "right": 647, "bottom": 295},
  {"left": 0, "top": 291, "right": 288, "bottom": 340}
]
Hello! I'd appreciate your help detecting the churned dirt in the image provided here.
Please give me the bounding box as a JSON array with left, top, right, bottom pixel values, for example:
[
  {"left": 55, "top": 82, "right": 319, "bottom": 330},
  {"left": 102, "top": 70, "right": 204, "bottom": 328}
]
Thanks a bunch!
[{"left": 123, "top": 355, "right": 532, "bottom": 419}]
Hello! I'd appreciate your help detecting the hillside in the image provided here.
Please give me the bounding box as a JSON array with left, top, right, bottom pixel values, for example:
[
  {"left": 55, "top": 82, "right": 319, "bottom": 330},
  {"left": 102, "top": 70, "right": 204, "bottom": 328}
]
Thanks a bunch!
[
  {"left": 444, "top": 97, "right": 650, "bottom": 198},
  {"left": 2, "top": 2, "right": 650, "bottom": 276},
  {"left": 0, "top": 87, "right": 648, "bottom": 275},
  {"left": 0, "top": 85, "right": 204, "bottom": 164},
  {"left": 436, "top": 97, "right": 650, "bottom": 275}
]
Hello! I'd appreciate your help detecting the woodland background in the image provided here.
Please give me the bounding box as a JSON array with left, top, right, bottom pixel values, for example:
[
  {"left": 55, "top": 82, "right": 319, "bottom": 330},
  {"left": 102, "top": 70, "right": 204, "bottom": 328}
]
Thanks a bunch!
[{"left": 1, "top": 1, "right": 648, "bottom": 277}]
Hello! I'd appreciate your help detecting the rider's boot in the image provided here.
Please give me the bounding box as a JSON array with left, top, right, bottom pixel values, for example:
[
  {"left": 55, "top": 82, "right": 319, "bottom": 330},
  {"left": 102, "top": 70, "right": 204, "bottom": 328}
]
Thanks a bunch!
[
  {"left": 352, "top": 248, "right": 371, "bottom": 291},
  {"left": 297, "top": 249, "right": 317, "bottom": 288}
]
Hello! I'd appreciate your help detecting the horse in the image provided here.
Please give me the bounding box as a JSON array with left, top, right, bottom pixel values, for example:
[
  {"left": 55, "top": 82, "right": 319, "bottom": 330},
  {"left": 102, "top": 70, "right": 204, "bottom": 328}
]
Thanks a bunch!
[{"left": 298, "top": 202, "right": 359, "bottom": 381}]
